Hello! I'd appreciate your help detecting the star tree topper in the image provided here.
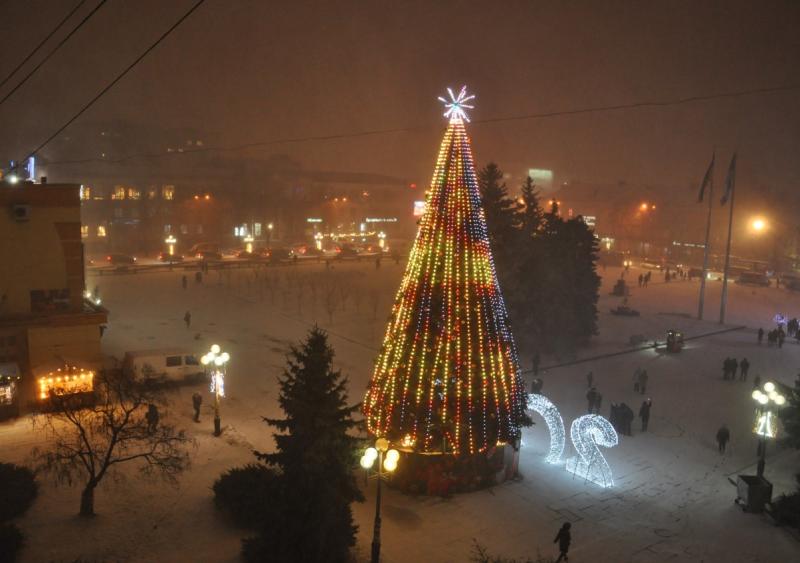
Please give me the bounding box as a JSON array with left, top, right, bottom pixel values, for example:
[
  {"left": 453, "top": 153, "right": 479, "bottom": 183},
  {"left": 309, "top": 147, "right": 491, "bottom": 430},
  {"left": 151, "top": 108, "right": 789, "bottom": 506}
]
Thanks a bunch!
[{"left": 438, "top": 85, "right": 475, "bottom": 122}]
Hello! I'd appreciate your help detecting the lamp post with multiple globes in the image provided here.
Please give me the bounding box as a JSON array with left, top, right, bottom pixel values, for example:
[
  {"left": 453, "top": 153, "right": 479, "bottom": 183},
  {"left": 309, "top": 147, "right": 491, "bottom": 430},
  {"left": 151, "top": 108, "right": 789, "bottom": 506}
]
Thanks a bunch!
[
  {"left": 751, "top": 381, "right": 786, "bottom": 477},
  {"left": 360, "top": 438, "right": 399, "bottom": 563},
  {"left": 201, "top": 344, "right": 230, "bottom": 436}
]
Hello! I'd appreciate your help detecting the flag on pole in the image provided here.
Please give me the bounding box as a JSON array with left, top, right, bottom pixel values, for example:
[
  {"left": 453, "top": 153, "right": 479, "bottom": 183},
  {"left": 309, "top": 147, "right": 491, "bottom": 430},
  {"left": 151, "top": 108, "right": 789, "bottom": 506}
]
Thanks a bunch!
[
  {"left": 697, "top": 152, "right": 715, "bottom": 202},
  {"left": 720, "top": 153, "right": 737, "bottom": 205}
]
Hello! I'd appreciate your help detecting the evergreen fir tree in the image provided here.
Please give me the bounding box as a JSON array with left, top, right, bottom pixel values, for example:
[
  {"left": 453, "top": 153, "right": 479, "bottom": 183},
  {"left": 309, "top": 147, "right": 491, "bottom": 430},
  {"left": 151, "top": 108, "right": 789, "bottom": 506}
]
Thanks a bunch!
[
  {"left": 518, "top": 176, "right": 544, "bottom": 240},
  {"left": 478, "top": 162, "right": 518, "bottom": 276},
  {"left": 246, "top": 327, "right": 363, "bottom": 563}
]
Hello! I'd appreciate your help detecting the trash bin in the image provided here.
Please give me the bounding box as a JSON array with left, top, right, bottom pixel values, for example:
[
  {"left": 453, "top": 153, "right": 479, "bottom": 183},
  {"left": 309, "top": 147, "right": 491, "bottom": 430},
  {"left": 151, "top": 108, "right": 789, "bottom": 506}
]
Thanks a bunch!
[{"left": 735, "top": 475, "right": 773, "bottom": 513}]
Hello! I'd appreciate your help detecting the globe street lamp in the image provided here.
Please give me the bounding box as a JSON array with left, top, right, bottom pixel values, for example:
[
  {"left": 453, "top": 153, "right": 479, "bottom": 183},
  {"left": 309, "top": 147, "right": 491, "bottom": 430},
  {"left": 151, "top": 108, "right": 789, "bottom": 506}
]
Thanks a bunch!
[
  {"left": 751, "top": 381, "right": 786, "bottom": 477},
  {"left": 201, "top": 344, "right": 230, "bottom": 436},
  {"left": 360, "top": 438, "right": 399, "bottom": 563}
]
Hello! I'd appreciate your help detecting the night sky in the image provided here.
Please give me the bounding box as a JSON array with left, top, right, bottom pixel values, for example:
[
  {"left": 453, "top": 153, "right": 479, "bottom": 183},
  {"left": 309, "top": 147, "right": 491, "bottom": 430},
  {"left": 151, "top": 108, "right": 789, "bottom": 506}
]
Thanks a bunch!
[{"left": 1, "top": 0, "right": 798, "bottom": 189}]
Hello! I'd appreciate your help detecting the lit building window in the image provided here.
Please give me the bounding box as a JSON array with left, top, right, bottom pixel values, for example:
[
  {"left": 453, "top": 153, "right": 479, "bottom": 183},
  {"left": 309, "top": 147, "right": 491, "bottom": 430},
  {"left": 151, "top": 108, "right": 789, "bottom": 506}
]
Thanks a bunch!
[
  {"left": 147, "top": 187, "right": 157, "bottom": 199},
  {"left": 112, "top": 186, "right": 125, "bottom": 200},
  {"left": 127, "top": 188, "right": 140, "bottom": 200},
  {"left": 254, "top": 223, "right": 262, "bottom": 236},
  {"left": 164, "top": 224, "right": 172, "bottom": 233},
  {"left": 80, "top": 186, "right": 91, "bottom": 200},
  {"left": 162, "top": 185, "right": 175, "bottom": 200},
  {"left": 80, "top": 225, "right": 88, "bottom": 238},
  {"left": 180, "top": 224, "right": 188, "bottom": 234},
  {"left": 38, "top": 367, "right": 94, "bottom": 400},
  {"left": 97, "top": 226, "right": 106, "bottom": 237}
]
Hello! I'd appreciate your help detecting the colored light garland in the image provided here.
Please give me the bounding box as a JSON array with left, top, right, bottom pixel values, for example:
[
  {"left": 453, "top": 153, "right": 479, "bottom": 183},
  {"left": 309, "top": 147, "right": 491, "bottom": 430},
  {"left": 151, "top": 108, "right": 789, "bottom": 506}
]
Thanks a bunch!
[{"left": 363, "top": 87, "right": 525, "bottom": 454}]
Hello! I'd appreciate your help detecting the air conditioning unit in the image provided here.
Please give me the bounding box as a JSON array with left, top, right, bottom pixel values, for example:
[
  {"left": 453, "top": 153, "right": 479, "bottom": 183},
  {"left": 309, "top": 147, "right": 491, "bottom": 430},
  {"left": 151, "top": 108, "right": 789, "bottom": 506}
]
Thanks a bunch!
[{"left": 11, "top": 204, "right": 31, "bottom": 222}]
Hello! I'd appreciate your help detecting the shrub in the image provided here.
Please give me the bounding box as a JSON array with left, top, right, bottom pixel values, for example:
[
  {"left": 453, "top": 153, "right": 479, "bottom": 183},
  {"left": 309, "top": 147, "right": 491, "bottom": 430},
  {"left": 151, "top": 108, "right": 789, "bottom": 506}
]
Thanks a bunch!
[
  {"left": 0, "top": 522, "right": 24, "bottom": 562},
  {"left": 212, "top": 464, "right": 281, "bottom": 529},
  {"left": 0, "top": 463, "right": 37, "bottom": 521}
]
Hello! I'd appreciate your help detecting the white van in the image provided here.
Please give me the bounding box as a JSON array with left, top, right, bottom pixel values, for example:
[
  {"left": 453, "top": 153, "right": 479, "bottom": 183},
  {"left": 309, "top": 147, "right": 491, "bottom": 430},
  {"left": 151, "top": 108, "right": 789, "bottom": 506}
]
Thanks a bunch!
[{"left": 123, "top": 349, "right": 205, "bottom": 384}]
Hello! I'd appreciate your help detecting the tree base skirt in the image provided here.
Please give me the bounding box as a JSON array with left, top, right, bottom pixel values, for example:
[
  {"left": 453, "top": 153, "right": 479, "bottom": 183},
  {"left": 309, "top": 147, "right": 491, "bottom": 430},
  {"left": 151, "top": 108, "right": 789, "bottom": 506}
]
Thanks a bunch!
[{"left": 387, "top": 444, "right": 519, "bottom": 496}]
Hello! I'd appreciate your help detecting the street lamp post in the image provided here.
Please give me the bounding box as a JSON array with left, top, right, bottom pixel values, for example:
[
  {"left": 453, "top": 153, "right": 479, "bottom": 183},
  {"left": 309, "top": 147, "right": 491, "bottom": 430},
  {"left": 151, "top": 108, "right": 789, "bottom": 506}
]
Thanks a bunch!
[
  {"left": 267, "top": 223, "right": 274, "bottom": 248},
  {"left": 360, "top": 438, "right": 399, "bottom": 563},
  {"left": 201, "top": 344, "right": 230, "bottom": 436},
  {"left": 751, "top": 381, "right": 786, "bottom": 477}
]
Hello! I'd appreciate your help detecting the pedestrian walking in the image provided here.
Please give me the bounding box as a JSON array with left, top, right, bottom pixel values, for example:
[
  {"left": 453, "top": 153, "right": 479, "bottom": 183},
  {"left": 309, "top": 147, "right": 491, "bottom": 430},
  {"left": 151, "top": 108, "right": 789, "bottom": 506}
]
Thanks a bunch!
[
  {"left": 192, "top": 392, "right": 202, "bottom": 422},
  {"left": 586, "top": 387, "right": 598, "bottom": 413},
  {"left": 757, "top": 327, "right": 764, "bottom": 345},
  {"left": 639, "top": 399, "right": 652, "bottom": 432},
  {"left": 553, "top": 522, "right": 572, "bottom": 562},
  {"left": 146, "top": 404, "right": 159, "bottom": 434},
  {"left": 375, "top": 256, "right": 381, "bottom": 269},
  {"left": 739, "top": 358, "right": 750, "bottom": 381},
  {"left": 716, "top": 424, "right": 730, "bottom": 453},
  {"left": 639, "top": 370, "right": 648, "bottom": 394},
  {"left": 586, "top": 371, "right": 594, "bottom": 389},
  {"left": 633, "top": 367, "right": 642, "bottom": 392},
  {"left": 195, "top": 271, "right": 202, "bottom": 284},
  {"left": 730, "top": 358, "right": 738, "bottom": 381},
  {"left": 184, "top": 310, "right": 191, "bottom": 329},
  {"left": 638, "top": 273, "right": 643, "bottom": 288},
  {"left": 722, "top": 358, "right": 731, "bottom": 380},
  {"left": 620, "top": 403, "right": 634, "bottom": 436},
  {"left": 182, "top": 275, "right": 188, "bottom": 289}
]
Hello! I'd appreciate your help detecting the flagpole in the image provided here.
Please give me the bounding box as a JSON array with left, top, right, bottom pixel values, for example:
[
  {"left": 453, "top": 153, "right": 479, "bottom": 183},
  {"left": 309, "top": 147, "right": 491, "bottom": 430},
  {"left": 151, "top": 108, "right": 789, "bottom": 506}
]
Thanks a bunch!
[
  {"left": 719, "top": 158, "right": 736, "bottom": 325},
  {"left": 698, "top": 158, "right": 714, "bottom": 320}
]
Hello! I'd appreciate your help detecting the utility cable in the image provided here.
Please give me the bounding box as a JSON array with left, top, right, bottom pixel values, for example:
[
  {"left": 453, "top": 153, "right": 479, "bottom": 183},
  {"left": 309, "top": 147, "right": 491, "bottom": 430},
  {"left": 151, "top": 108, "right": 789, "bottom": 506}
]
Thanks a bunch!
[
  {"left": 0, "top": 0, "right": 87, "bottom": 92},
  {"left": 22, "top": 0, "right": 208, "bottom": 162},
  {"left": 44, "top": 82, "right": 800, "bottom": 167},
  {"left": 0, "top": 0, "right": 108, "bottom": 108}
]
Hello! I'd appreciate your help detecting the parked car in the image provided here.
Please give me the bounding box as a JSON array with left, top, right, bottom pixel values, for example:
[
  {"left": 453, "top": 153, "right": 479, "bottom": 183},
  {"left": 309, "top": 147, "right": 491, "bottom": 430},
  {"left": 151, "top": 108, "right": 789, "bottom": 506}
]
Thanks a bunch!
[
  {"left": 335, "top": 244, "right": 360, "bottom": 260},
  {"left": 736, "top": 272, "right": 770, "bottom": 287},
  {"left": 106, "top": 254, "right": 136, "bottom": 265},
  {"left": 266, "top": 247, "right": 293, "bottom": 263},
  {"left": 123, "top": 349, "right": 204, "bottom": 384},
  {"left": 159, "top": 252, "right": 184, "bottom": 263},
  {"left": 235, "top": 250, "right": 257, "bottom": 259},
  {"left": 197, "top": 251, "right": 222, "bottom": 261}
]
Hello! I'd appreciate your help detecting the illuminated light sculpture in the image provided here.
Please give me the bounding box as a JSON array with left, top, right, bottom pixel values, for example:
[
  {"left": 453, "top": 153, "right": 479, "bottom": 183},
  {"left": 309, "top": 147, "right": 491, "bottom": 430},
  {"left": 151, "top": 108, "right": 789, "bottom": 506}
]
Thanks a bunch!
[
  {"left": 565, "top": 415, "right": 618, "bottom": 488},
  {"left": 363, "top": 87, "right": 526, "bottom": 455},
  {"left": 201, "top": 344, "right": 230, "bottom": 436},
  {"left": 526, "top": 393, "right": 566, "bottom": 464}
]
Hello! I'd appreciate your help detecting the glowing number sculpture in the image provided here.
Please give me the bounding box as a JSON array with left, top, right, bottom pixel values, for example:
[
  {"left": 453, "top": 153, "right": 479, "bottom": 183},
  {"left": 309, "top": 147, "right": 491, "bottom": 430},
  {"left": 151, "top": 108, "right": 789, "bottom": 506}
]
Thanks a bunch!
[
  {"left": 565, "top": 415, "right": 618, "bottom": 487},
  {"left": 526, "top": 393, "right": 566, "bottom": 464}
]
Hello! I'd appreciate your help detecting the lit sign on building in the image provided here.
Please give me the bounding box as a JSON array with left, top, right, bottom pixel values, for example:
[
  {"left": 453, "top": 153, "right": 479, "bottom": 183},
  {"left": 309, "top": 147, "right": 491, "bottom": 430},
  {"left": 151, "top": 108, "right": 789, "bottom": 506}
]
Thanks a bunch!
[
  {"left": 528, "top": 168, "right": 554, "bottom": 189},
  {"left": 413, "top": 201, "right": 427, "bottom": 217},
  {"left": 582, "top": 215, "right": 596, "bottom": 227},
  {"left": 365, "top": 217, "right": 398, "bottom": 223},
  {"left": 306, "top": 218, "right": 323, "bottom": 223}
]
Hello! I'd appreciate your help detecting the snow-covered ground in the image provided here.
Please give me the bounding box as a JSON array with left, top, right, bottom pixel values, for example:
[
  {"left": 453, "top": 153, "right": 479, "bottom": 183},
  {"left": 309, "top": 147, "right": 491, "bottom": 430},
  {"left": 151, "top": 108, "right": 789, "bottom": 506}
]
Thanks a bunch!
[{"left": 3, "top": 262, "right": 800, "bottom": 562}]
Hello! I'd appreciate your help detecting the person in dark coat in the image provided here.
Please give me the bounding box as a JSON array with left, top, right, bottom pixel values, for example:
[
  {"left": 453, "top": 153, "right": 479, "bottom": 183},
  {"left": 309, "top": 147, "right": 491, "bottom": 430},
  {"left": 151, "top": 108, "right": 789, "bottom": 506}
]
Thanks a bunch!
[
  {"left": 145, "top": 404, "right": 159, "bottom": 433},
  {"left": 554, "top": 522, "right": 572, "bottom": 562},
  {"left": 639, "top": 370, "right": 648, "bottom": 394},
  {"left": 730, "top": 358, "right": 738, "bottom": 380},
  {"left": 620, "top": 402, "right": 634, "bottom": 436},
  {"left": 722, "top": 358, "right": 731, "bottom": 380},
  {"left": 739, "top": 358, "right": 750, "bottom": 381},
  {"left": 586, "top": 387, "right": 598, "bottom": 413},
  {"left": 757, "top": 327, "right": 764, "bottom": 344},
  {"left": 184, "top": 310, "right": 191, "bottom": 329},
  {"left": 532, "top": 352, "right": 541, "bottom": 376},
  {"left": 609, "top": 403, "right": 619, "bottom": 432},
  {"left": 716, "top": 424, "right": 730, "bottom": 453},
  {"left": 639, "top": 399, "right": 652, "bottom": 431},
  {"left": 182, "top": 275, "right": 188, "bottom": 289},
  {"left": 531, "top": 378, "right": 543, "bottom": 394},
  {"left": 192, "top": 392, "right": 202, "bottom": 422}
]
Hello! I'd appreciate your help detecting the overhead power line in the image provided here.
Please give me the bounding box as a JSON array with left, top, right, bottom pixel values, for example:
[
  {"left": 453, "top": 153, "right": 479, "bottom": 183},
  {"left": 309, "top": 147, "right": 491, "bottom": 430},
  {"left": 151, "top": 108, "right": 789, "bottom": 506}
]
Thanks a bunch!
[
  {"left": 44, "top": 82, "right": 800, "bottom": 167},
  {"left": 22, "top": 0, "right": 208, "bottom": 162},
  {"left": 0, "top": 0, "right": 108, "bottom": 109},
  {"left": 0, "top": 0, "right": 87, "bottom": 92}
]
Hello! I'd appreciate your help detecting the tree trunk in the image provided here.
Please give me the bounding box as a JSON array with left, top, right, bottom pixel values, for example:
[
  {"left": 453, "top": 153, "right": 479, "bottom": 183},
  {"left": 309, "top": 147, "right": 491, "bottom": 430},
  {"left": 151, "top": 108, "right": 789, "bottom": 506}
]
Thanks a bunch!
[{"left": 80, "top": 482, "right": 96, "bottom": 517}]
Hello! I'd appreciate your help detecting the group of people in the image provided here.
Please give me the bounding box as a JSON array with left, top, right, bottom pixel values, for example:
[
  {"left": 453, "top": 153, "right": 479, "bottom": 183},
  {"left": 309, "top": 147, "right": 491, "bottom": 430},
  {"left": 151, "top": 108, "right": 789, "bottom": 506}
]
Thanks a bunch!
[
  {"left": 758, "top": 326, "right": 786, "bottom": 347},
  {"left": 721, "top": 357, "right": 749, "bottom": 381},
  {"left": 637, "top": 272, "right": 652, "bottom": 287}
]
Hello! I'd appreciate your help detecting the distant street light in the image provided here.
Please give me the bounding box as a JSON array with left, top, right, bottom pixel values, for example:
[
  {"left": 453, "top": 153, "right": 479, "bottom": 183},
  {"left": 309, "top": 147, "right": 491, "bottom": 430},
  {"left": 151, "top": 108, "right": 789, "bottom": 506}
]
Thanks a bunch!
[
  {"left": 201, "top": 344, "right": 230, "bottom": 436},
  {"left": 751, "top": 217, "right": 767, "bottom": 233},
  {"left": 267, "top": 223, "right": 274, "bottom": 247},
  {"left": 751, "top": 381, "right": 786, "bottom": 477},
  {"left": 360, "top": 438, "right": 399, "bottom": 563}
]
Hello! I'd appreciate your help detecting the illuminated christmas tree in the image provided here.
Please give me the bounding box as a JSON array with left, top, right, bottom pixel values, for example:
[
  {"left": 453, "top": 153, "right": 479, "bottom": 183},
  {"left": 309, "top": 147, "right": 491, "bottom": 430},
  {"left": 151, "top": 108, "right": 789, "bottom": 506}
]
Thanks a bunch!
[{"left": 363, "top": 87, "right": 526, "bottom": 455}]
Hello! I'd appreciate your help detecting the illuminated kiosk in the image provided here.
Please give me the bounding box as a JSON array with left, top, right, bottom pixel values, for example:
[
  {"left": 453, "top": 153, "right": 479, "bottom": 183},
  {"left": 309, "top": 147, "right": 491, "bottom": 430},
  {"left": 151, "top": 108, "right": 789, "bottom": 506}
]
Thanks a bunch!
[
  {"left": 37, "top": 365, "right": 95, "bottom": 408},
  {"left": 363, "top": 87, "right": 526, "bottom": 495}
]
